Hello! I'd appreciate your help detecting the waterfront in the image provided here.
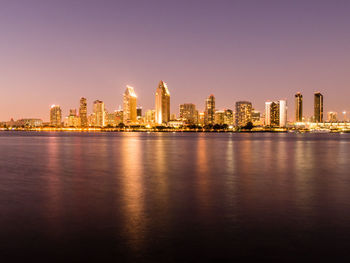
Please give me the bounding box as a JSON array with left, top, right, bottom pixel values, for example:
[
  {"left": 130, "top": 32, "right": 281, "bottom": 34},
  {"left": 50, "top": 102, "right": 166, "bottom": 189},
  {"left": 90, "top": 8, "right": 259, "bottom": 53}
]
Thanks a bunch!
[{"left": 1, "top": 132, "right": 350, "bottom": 261}]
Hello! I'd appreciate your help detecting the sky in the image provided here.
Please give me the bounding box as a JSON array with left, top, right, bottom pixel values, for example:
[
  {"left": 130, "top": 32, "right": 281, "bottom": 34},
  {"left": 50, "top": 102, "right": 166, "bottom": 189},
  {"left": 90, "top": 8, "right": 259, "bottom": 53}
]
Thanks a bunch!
[{"left": 1, "top": 0, "right": 350, "bottom": 121}]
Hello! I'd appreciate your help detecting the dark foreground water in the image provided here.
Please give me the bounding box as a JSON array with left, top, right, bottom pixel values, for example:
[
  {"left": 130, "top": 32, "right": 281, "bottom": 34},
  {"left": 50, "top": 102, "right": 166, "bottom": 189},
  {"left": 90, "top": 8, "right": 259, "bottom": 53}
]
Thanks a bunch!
[{"left": 1, "top": 132, "right": 350, "bottom": 262}]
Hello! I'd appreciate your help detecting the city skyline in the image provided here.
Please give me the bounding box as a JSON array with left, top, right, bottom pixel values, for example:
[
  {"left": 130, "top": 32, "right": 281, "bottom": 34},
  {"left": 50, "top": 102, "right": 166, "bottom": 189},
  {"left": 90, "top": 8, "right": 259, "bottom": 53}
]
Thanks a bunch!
[{"left": 1, "top": 1, "right": 350, "bottom": 121}]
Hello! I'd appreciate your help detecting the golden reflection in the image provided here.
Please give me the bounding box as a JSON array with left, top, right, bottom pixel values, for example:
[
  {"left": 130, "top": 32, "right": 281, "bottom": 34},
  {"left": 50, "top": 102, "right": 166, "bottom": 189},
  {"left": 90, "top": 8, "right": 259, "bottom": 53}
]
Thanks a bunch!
[
  {"left": 120, "top": 133, "right": 145, "bottom": 251},
  {"left": 45, "top": 135, "right": 63, "bottom": 235}
]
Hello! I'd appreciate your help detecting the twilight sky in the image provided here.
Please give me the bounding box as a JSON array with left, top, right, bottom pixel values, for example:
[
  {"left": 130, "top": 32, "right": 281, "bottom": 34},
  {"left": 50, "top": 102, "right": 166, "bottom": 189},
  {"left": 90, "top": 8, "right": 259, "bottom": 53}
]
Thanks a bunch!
[{"left": 1, "top": 0, "right": 350, "bottom": 121}]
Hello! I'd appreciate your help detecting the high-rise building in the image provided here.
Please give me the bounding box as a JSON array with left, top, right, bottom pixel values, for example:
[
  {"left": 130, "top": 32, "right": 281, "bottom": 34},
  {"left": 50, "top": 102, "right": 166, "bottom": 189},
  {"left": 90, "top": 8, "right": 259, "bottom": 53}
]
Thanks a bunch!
[
  {"left": 327, "top": 112, "right": 337, "bottom": 123},
  {"left": 214, "top": 110, "right": 225, "bottom": 125},
  {"left": 224, "top": 109, "right": 234, "bottom": 126},
  {"left": 123, "top": 85, "right": 137, "bottom": 123},
  {"left": 50, "top": 105, "right": 62, "bottom": 127},
  {"left": 266, "top": 100, "right": 287, "bottom": 127},
  {"left": 180, "top": 103, "right": 197, "bottom": 124},
  {"left": 279, "top": 100, "right": 287, "bottom": 127},
  {"left": 295, "top": 92, "right": 303, "bottom": 122},
  {"left": 93, "top": 100, "right": 105, "bottom": 127},
  {"left": 79, "top": 97, "right": 88, "bottom": 127},
  {"left": 314, "top": 92, "right": 324, "bottom": 123},
  {"left": 155, "top": 80, "right": 170, "bottom": 124},
  {"left": 204, "top": 95, "right": 215, "bottom": 125},
  {"left": 270, "top": 102, "right": 280, "bottom": 127},
  {"left": 235, "top": 101, "right": 252, "bottom": 127},
  {"left": 265, "top": 102, "right": 272, "bottom": 126}
]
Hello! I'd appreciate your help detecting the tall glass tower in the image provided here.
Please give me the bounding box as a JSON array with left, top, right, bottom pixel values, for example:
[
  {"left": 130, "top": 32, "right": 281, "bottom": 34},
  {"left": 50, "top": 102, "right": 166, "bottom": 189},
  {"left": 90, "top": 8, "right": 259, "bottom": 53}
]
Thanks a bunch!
[
  {"left": 123, "top": 85, "right": 137, "bottom": 123},
  {"left": 155, "top": 80, "right": 170, "bottom": 124},
  {"left": 295, "top": 92, "right": 303, "bottom": 122},
  {"left": 314, "top": 92, "right": 323, "bottom": 123},
  {"left": 204, "top": 95, "right": 215, "bottom": 125},
  {"left": 79, "top": 97, "right": 88, "bottom": 127}
]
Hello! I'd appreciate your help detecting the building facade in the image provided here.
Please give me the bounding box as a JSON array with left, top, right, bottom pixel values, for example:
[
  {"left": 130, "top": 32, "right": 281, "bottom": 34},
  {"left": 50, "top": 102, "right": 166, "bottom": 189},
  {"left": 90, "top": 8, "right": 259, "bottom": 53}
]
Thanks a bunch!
[
  {"left": 180, "top": 103, "right": 197, "bottom": 124},
  {"left": 155, "top": 80, "right": 170, "bottom": 124},
  {"left": 266, "top": 100, "right": 287, "bottom": 127},
  {"left": 93, "top": 100, "right": 105, "bottom": 127},
  {"left": 204, "top": 95, "right": 215, "bottom": 125},
  {"left": 235, "top": 101, "right": 252, "bottom": 127},
  {"left": 314, "top": 92, "right": 324, "bottom": 123},
  {"left": 79, "top": 97, "right": 88, "bottom": 127},
  {"left": 123, "top": 85, "right": 137, "bottom": 123},
  {"left": 50, "top": 105, "right": 62, "bottom": 127},
  {"left": 295, "top": 92, "right": 303, "bottom": 122}
]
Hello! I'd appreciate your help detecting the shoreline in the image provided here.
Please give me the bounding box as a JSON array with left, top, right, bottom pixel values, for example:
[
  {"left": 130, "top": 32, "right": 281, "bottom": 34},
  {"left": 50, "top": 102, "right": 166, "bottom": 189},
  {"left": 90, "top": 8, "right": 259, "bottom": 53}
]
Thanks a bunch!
[{"left": 0, "top": 128, "right": 349, "bottom": 133}]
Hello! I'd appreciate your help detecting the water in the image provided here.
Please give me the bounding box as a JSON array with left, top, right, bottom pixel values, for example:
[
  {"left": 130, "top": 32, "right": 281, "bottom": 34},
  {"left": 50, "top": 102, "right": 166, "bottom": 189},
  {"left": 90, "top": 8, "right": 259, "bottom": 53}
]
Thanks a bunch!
[{"left": 1, "top": 131, "right": 350, "bottom": 262}]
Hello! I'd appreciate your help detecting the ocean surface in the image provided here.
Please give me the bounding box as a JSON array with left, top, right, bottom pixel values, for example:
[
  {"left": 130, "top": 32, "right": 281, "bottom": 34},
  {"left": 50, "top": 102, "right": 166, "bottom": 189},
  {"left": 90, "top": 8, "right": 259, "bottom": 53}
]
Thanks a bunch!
[{"left": 1, "top": 131, "right": 350, "bottom": 262}]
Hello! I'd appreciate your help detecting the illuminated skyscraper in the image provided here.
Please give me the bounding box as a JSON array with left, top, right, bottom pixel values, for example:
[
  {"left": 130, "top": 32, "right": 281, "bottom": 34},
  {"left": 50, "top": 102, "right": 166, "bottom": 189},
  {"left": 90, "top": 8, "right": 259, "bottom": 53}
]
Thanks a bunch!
[
  {"left": 123, "top": 85, "right": 137, "bottom": 123},
  {"left": 295, "top": 92, "right": 303, "bottom": 122},
  {"left": 79, "top": 97, "right": 88, "bottom": 127},
  {"left": 266, "top": 100, "right": 287, "bottom": 127},
  {"left": 314, "top": 92, "right": 324, "bottom": 123},
  {"left": 224, "top": 109, "right": 234, "bottom": 126},
  {"left": 93, "top": 100, "right": 105, "bottom": 127},
  {"left": 270, "top": 102, "right": 280, "bottom": 127},
  {"left": 279, "top": 100, "right": 287, "bottom": 127},
  {"left": 265, "top": 101, "right": 272, "bottom": 126},
  {"left": 180, "top": 103, "right": 197, "bottom": 124},
  {"left": 235, "top": 101, "right": 252, "bottom": 127},
  {"left": 204, "top": 95, "right": 215, "bottom": 125},
  {"left": 214, "top": 110, "right": 225, "bottom": 125},
  {"left": 155, "top": 80, "right": 170, "bottom": 124},
  {"left": 50, "top": 105, "right": 62, "bottom": 127}
]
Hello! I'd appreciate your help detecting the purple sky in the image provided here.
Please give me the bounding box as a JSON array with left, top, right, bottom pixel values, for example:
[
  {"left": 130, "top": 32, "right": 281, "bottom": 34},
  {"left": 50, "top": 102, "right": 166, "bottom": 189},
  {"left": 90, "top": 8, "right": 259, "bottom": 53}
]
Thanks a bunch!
[{"left": 1, "top": 0, "right": 350, "bottom": 121}]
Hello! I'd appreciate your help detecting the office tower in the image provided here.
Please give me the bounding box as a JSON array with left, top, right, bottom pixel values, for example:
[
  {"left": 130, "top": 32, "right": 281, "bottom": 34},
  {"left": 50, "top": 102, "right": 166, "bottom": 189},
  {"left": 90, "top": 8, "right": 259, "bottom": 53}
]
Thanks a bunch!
[
  {"left": 270, "top": 102, "right": 280, "bottom": 127},
  {"left": 279, "top": 100, "right": 287, "bottom": 127},
  {"left": 235, "top": 101, "right": 252, "bottom": 127},
  {"left": 327, "top": 112, "right": 337, "bottom": 123},
  {"left": 265, "top": 102, "right": 272, "bottom": 126},
  {"left": 204, "top": 95, "right": 215, "bottom": 125},
  {"left": 180, "top": 103, "right": 197, "bottom": 124},
  {"left": 252, "top": 110, "right": 261, "bottom": 126},
  {"left": 93, "top": 100, "right": 105, "bottom": 127},
  {"left": 224, "top": 109, "right": 234, "bottom": 126},
  {"left": 314, "top": 92, "right": 324, "bottom": 123},
  {"left": 123, "top": 85, "right": 137, "bottom": 123},
  {"left": 155, "top": 80, "right": 170, "bottom": 124},
  {"left": 79, "top": 97, "right": 88, "bottom": 127},
  {"left": 214, "top": 110, "right": 225, "bottom": 125},
  {"left": 295, "top": 92, "right": 303, "bottom": 122},
  {"left": 50, "top": 105, "right": 62, "bottom": 127}
]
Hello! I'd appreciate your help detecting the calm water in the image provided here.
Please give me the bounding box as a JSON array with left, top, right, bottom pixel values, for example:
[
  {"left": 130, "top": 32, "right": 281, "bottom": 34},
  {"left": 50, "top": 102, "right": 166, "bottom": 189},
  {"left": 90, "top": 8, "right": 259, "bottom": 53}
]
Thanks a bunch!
[{"left": 1, "top": 131, "right": 350, "bottom": 262}]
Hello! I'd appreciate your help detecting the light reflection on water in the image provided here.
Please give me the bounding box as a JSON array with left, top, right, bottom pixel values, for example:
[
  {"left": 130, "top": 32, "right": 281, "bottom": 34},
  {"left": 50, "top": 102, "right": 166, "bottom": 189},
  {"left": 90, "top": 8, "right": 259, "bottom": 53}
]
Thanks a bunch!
[{"left": 1, "top": 132, "right": 350, "bottom": 261}]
